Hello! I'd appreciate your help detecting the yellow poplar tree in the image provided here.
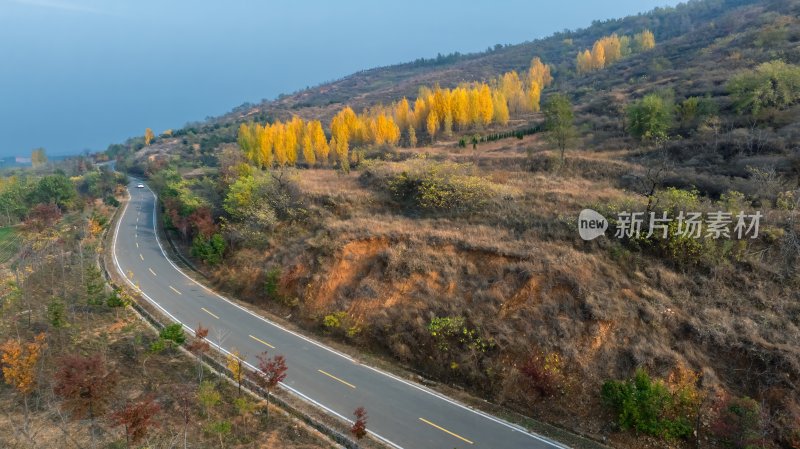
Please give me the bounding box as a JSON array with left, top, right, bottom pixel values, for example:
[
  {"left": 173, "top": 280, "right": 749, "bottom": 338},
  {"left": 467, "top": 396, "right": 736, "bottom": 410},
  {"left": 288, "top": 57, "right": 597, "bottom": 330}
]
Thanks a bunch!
[
  {"left": 426, "top": 110, "right": 439, "bottom": 140},
  {"left": 634, "top": 29, "right": 656, "bottom": 51},
  {"left": 619, "top": 35, "right": 632, "bottom": 57},
  {"left": 309, "top": 120, "right": 329, "bottom": 164},
  {"left": 335, "top": 137, "right": 349, "bottom": 171},
  {"left": 407, "top": 125, "right": 417, "bottom": 147},
  {"left": 452, "top": 87, "right": 470, "bottom": 130},
  {"left": 331, "top": 107, "right": 357, "bottom": 147},
  {"left": 273, "top": 123, "right": 288, "bottom": 166},
  {"left": 600, "top": 34, "right": 622, "bottom": 65},
  {"left": 468, "top": 87, "right": 481, "bottom": 126},
  {"left": 500, "top": 71, "right": 527, "bottom": 113},
  {"left": 577, "top": 49, "right": 593, "bottom": 74},
  {"left": 238, "top": 123, "right": 259, "bottom": 164},
  {"left": 591, "top": 41, "right": 606, "bottom": 70},
  {"left": 528, "top": 57, "right": 553, "bottom": 88},
  {"left": 491, "top": 91, "right": 510, "bottom": 125},
  {"left": 478, "top": 84, "right": 494, "bottom": 126},
  {"left": 528, "top": 80, "right": 542, "bottom": 112},
  {"left": 302, "top": 133, "right": 315, "bottom": 166},
  {"left": 413, "top": 97, "right": 428, "bottom": 130},
  {"left": 285, "top": 117, "right": 303, "bottom": 166},
  {"left": 443, "top": 113, "right": 453, "bottom": 137},
  {"left": 394, "top": 97, "right": 411, "bottom": 131},
  {"left": 258, "top": 124, "right": 274, "bottom": 168},
  {"left": 144, "top": 128, "right": 154, "bottom": 146}
]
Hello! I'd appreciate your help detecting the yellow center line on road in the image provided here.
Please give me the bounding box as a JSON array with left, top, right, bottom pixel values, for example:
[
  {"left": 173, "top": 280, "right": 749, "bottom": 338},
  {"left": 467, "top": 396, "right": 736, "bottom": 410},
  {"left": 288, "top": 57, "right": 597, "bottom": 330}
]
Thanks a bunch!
[
  {"left": 317, "top": 369, "right": 356, "bottom": 389},
  {"left": 419, "top": 417, "right": 474, "bottom": 445},
  {"left": 139, "top": 253, "right": 144, "bottom": 261},
  {"left": 201, "top": 307, "right": 219, "bottom": 319},
  {"left": 249, "top": 334, "right": 275, "bottom": 349},
  {"left": 148, "top": 268, "right": 156, "bottom": 276},
  {"left": 169, "top": 285, "right": 182, "bottom": 295}
]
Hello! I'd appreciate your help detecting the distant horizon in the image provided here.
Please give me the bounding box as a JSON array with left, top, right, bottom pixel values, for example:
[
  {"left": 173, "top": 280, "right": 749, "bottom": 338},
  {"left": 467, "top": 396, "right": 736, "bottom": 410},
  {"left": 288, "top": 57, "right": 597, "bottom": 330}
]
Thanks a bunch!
[{"left": 0, "top": 0, "right": 683, "bottom": 158}]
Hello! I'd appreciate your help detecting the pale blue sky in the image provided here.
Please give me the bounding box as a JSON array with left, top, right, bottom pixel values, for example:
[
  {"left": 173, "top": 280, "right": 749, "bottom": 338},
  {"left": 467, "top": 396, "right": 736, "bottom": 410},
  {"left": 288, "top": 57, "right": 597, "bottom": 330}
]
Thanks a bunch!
[{"left": 0, "top": 0, "right": 682, "bottom": 157}]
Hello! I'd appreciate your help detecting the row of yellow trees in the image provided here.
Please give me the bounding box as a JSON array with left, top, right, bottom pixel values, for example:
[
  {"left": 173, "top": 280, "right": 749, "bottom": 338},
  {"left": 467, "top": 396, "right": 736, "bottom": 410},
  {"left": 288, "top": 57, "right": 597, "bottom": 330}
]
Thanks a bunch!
[
  {"left": 391, "top": 57, "right": 553, "bottom": 139},
  {"left": 238, "top": 57, "right": 553, "bottom": 169},
  {"left": 576, "top": 30, "right": 655, "bottom": 74},
  {"left": 237, "top": 118, "right": 331, "bottom": 168}
]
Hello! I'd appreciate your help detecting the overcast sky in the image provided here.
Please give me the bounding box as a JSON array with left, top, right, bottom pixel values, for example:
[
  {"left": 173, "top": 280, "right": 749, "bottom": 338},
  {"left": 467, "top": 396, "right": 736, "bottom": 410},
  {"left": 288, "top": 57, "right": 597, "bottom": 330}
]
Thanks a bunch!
[{"left": 0, "top": 0, "right": 683, "bottom": 157}]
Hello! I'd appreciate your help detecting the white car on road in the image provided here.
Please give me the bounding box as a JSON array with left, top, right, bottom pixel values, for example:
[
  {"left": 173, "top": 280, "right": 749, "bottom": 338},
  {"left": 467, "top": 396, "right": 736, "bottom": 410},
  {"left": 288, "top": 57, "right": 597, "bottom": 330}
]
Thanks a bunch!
[{"left": 136, "top": 183, "right": 145, "bottom": 188}]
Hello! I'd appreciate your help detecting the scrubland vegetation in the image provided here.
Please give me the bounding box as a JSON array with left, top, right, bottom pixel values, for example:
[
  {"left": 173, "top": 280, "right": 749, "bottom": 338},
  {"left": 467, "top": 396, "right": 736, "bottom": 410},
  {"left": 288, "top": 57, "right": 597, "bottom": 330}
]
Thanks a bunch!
[
  {"left": 84, "top": 0, "right": 800, "bottom": 447},
  {"left": 0, "top": 161, "right": 332, "bottom": 448}
]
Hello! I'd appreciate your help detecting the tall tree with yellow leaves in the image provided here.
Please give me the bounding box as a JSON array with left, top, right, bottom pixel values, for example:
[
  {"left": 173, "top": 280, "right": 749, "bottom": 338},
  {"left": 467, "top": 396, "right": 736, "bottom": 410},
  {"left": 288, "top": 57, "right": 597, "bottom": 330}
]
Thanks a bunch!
[
  {"left": 273, "top": 123, "right": 288, "bottom": 167},
  {"left": 394, "top": 97, "right": 412, "bottom": 131},
  {"left": 285, "top": 117, "right": 303, "bottom": 166},
  {"left": 335, "top": 137, "right": 350, "bottom": 172},
  {"left": 309, "top": 120, "right": 329, "bottom": 164},
  {"left": 499, "top": 71, "right": 527, "bottom": 113},
  {"left": 619, "top": 35, "right": 632, "bottom": 57},
  {"left": 413, "top": 97, "right": 428, "bottom": 130},
  {"left": 144, "top": 128, "right": 155, "bottom": 146},
  {"left": 302, "top": 133, "right": 316, "bottom": 166},
  {"left": 591, "top": 41, "right": 606, "bottom": 70},
  {"left": 576, "top": 49, "right": 593, "bottom": 74},
  {"left": 407, "top": 125, "right": 417, "bottom": 148},
  {"left": 528, "top": 57, "right": 553, "bottom": 88},
  {"left": 257, "top": 124, "right": 274, "bottom": 168},
  {"left": 452, "top": 87, "right": 470, "bottom": 130},
  {"left": 634, "top": 29, "right": 656, "bottom": 52},
  {"left": 331, "top": 107, "right": 358, "bottom": 148},
  {"left": 491, "top": 91, "right": 510, "bottom": 125},
  {"left": 478, "top": 84, "right": 494, "bottom": 126},
  {"left": 238, "top": 123, "right": 259, "bottom": 164},
  {"left": 599, "top": 34, "right": 622, "bottom": 64},
  {"left": 426, "top": 110, "right": 439, "bottom": 140},
  {"left": 528, "top": 80, "right": 542, "bottom": 112}
]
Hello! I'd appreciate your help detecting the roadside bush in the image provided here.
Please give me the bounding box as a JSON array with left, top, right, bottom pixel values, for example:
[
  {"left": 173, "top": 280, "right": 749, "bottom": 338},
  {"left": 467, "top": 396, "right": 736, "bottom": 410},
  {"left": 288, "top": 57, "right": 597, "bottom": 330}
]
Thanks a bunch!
[
  {"left": 322, "top": 311, "right": 347, "bottom": 330},
  {"left": 520, "top": 351, "right": 564, "bottom": 397},
  {"left": 191, "top": 233, "right": 225, "bottom": 265},
  {"left": 711, "top": 396, "right": 767, "bottom": 449},
  {"left": 159, "top": 323, "right": 186, "bottom": 345},
  {"left": 427, "top": 316, "right": 491, "bottom": 353},
  {"left": 601, "top": 368, "right": 693, "bottom": 440},
  {"left": 263, "top": 267, "right": 281, "bottom": 301}
]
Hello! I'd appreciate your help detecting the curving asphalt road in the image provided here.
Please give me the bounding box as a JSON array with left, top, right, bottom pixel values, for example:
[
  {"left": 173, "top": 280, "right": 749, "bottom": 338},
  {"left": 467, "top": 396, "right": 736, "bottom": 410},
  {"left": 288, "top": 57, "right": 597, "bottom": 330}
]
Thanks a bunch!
[{"left": 112, "top": 179, "right": 568, "bottom": 449}]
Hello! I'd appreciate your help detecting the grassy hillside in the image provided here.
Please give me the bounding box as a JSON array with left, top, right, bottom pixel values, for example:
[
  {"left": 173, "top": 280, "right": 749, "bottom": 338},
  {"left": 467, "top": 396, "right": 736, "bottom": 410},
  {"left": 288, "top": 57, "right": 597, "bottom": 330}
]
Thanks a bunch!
[{"left": 110, "top": 0, "right": 800, "bottom": 447}]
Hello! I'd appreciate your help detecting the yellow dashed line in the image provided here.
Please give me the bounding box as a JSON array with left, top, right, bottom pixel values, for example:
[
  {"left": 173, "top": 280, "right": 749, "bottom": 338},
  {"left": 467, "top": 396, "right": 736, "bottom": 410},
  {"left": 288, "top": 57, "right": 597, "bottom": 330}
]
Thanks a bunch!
[
  {"left": 201, "top": 307, "right": 219, "bottom": 319},
  {"left": 249, "top": 334, "right": 275, "bottom": 349},
  {"left": 419, "top": 418, "right": 474, "bottom": 445},
  {"left": 317, "top": 369, "right": 356, "bottom": 389}
]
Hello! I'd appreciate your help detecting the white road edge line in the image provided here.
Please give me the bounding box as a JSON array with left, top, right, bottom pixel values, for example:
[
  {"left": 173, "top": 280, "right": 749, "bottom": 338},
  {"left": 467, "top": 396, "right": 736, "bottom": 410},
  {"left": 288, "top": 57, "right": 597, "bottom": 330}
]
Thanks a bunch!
[{"left": 117, "top": 180, "right": 568, "bottom": 449}]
